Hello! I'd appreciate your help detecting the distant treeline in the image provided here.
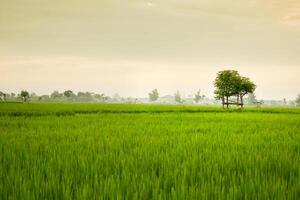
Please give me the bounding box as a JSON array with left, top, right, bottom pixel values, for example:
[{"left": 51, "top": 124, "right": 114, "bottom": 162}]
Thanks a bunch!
[
  {"left": 1, "top": 70, "right": 299, "bottom": 107},
  {"left": 0, "top": 90, "right": 298, "bottom": 107},
  {"left": 0, "top": 90, "right": 207, "bottom": 104}
]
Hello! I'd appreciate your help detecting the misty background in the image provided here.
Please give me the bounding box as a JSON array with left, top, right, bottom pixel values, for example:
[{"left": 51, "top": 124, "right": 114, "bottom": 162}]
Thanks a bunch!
[{"left": 1, "top": 0, "right": 300, "bottom": 100}]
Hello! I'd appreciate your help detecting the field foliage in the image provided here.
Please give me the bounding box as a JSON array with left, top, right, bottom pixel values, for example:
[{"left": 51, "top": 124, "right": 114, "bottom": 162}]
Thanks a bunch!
[{"left": 0, "top": 103, "right": 300, "bottom": 199}]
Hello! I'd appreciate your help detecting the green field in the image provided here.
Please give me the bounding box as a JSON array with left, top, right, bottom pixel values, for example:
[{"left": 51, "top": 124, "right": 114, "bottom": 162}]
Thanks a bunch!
[{"left": 0, "top": 103, "right": 300, "bottom": 199}]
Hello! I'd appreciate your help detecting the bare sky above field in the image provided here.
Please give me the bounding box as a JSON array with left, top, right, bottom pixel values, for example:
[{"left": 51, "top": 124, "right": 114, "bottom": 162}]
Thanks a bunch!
[{"left": 1, "top": 0, "right": 300, "bottom": 99}]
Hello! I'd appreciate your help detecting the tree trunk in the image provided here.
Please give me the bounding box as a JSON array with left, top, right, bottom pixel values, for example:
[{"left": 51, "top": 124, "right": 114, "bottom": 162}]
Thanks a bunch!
[
  {"left": 240, "top": 94, "right": 244, "bottom": 108},
  {"left": 222, "top": 97, "right": 225, "bottom": 109},
  {"left": 237, "top": 95, "right": 239, "bottom": 106},
  {"left": 226, "top": 96, "right": 229, "bottom": 108}
]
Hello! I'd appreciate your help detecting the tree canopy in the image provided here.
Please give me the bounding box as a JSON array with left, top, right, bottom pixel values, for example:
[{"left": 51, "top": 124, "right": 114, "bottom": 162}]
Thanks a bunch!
[
  {"left": 20, "top": 90, "right": 30, "bottom": 102},
  {"left": 0, "top": 91, "right": 6, "bottom": 101},
  {"left": 174, "top": 91, "right": 183, "bottom": 104},
  {"left": 148, "top": 89, "right": 159, "bottom": 102},
  {"left": 194, "top": 89, "right": 205, "bottom": 103},
  {"left": 64, "top": 90, "right": 75, "bottom": 98},
  {"left": 214, "top": 70, "right": 256, "bottom": 108}
]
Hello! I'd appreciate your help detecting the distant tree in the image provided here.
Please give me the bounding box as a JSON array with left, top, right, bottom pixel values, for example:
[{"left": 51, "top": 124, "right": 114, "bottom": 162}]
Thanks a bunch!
[
  {"left": 283, "top": 98, "right": 287, "bottom": 105},
  {"left": 246, "top": 93, "right": 257, "bottom": 105},
  {"left": 194, "top": 89, "right": 205, "bottom": 103},
  {"left": 112, "top": 93, "right": 121, "bottom": 102},
  {"left": 64, "top": 90, "right": 75, "bottom": 98},
  {"left": 84, "top": 92, "right": 93, "bottom": 98},
  {"left": 39, "top": 95, "right": 50, "bottom": 101},
  {"left": 148, "top": 89, "right": 159, "bottom": 102},
  {"left": 126, "top": 97, "right": 134, "bottom": 103},
  {"left": 296, "top": 94, "right": 300, "bottom": 107},
  {"left": 77, "top": 91, "right": 93, "bottom": 98},
  {"left": 94, "top": 93, "right": 109, "bottom": 102},
  {"left": 20, "top": 90, "right": 29, "bottom": 102},
  {"left": 259, "top": 100, "right": 264, "bottom": 106},
  {"left": 0, "top": 91, "right": 6, "bottom": 101},
  {"left": 134, "top": 98, "right": 139, "bottom": 104},
  {"left": 174, "top": 90, "right": 183, "bottom": 104},
  {"left": 30, "top": 92, "right": 37, "bottom": 98},
  {"left": 76, "top": 91, "right": 95, "bottom": 102},
  {"left": 51, "top": 91, "right": 63, "bottom": 99},
  {"left": 77, "top": 91, "right": 85, "bottom": 97},
  {"left": 94, "top": 93, "right": 104, "bottom": 99}
]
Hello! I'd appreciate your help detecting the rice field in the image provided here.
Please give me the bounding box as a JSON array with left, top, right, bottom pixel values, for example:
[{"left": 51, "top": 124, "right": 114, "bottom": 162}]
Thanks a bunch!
[{"left": 0, "top": 103, "right": 300, "bottom": 199}]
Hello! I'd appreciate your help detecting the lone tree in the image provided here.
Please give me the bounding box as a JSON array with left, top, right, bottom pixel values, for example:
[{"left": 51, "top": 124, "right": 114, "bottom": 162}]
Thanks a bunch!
[
  {"left": 214, "top": 70, "right": 256, "bottom": 108},
  {"left": 174, "top": 90, "right": 183, "bottom": 104},
  {"left": 20, "top": 90, "right": 30, "bottom": 102},
  {"left": 194, "top": 89, "right": 205, "bottom": 103},
  {"left": 296, "top": 94, "right": 300, "bottom": 107},
  {"left": 214, "top": 70, "right": 241, "bottom": 108},
  {"left": 148, "top": 89, "right": 159, "bottom": 102}
]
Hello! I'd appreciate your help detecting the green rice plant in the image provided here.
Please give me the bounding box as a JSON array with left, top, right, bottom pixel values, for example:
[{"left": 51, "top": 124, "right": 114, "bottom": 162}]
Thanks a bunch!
[{"left": 0, "top": 103, "right": 299, "bottom": 199}]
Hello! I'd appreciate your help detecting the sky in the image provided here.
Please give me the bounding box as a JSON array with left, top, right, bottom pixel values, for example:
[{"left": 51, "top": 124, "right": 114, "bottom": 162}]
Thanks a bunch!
[{"left": 1, "top": 0, "right": 300, "bottom": 99}]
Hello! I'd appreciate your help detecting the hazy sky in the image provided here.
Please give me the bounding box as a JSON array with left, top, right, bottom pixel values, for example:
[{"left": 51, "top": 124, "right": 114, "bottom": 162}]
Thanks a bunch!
[{"left": 1, "top": 0, "right": 300, "bottom": 99}]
